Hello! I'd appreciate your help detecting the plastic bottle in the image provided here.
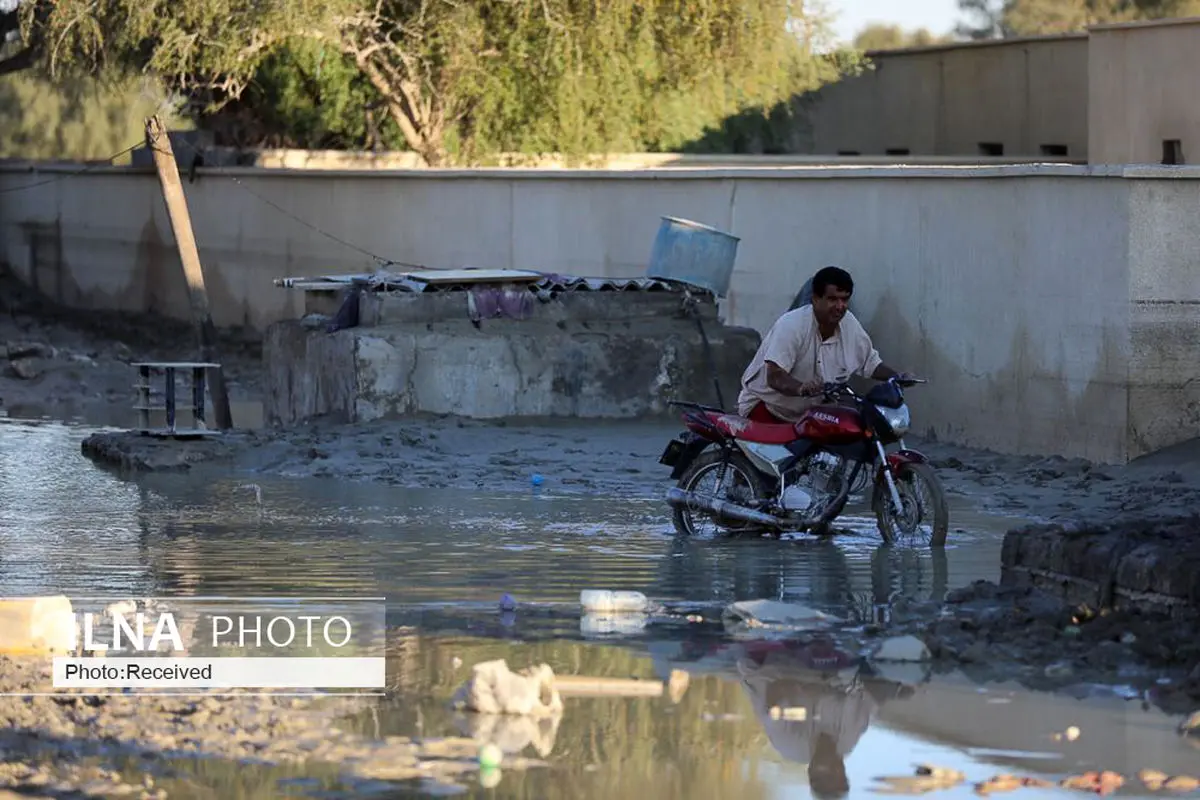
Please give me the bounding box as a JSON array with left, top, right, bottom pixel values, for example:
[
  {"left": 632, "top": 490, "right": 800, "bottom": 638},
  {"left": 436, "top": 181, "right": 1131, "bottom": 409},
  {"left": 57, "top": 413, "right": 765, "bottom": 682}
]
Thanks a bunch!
[{"left": 579, "top": 590, "right": 650, "bottom": 613}]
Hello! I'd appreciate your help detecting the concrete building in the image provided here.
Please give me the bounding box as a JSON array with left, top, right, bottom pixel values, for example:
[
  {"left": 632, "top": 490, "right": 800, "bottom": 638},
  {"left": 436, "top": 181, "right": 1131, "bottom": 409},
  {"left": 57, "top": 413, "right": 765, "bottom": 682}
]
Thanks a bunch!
[{"left": 803, "top": 16, "right": 1200, "bottom": 165}]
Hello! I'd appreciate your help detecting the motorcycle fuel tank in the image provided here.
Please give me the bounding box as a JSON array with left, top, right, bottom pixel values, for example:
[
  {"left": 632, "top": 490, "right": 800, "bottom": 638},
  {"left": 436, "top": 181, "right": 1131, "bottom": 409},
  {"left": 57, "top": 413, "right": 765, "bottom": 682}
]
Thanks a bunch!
[{"left": 795, "top": 404, "right": 865, "bottom": 445}]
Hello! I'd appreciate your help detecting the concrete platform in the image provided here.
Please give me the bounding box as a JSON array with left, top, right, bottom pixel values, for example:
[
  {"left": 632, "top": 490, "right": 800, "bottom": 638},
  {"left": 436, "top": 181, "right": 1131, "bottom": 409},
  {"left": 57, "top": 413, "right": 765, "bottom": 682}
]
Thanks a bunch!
[
  {"left": 1000, "top": 517, "right": 1200, "bottom": 615},
  {"left": 264, "top": 289, "right": 761, "bottom": 426}
]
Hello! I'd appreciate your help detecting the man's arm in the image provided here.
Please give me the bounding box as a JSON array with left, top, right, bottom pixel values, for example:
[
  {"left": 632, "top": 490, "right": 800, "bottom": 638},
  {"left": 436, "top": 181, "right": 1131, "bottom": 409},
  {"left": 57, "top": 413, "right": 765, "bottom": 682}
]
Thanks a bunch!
[
  {"left": 870, "top": 363, "right": 900, "bottom": 381},
  {"left": 766, "top": 362, "right": 822, "bottom": 397}
]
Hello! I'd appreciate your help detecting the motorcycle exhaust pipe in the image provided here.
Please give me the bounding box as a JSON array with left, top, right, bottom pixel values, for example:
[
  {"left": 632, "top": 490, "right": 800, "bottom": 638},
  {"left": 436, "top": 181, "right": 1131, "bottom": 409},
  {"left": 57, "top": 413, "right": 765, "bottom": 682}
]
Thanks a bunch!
[{"left": 665, "top": 488, "right": 782, "bottom": 529}]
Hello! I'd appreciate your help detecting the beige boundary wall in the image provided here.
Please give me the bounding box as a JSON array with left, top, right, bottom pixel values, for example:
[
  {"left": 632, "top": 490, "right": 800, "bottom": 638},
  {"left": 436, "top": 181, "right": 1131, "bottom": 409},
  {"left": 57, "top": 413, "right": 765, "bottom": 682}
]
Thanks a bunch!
[{"left": 1, "top": 163, "right": 1197, "bottom": 464}]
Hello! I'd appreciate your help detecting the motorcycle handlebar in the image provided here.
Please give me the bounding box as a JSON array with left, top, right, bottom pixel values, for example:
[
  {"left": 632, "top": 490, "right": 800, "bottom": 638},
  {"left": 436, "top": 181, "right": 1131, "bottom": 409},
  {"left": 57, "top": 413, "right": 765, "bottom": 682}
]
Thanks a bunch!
[{"left": 814, "top": 375, "right": 927, "bottom": 399}]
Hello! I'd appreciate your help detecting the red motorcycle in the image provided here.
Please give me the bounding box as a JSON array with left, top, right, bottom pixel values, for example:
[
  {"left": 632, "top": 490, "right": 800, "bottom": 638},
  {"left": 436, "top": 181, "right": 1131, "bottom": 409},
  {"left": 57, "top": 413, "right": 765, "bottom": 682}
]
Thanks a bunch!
[{"left": 659, "top": 377, "right": 948, "bottom": 545}]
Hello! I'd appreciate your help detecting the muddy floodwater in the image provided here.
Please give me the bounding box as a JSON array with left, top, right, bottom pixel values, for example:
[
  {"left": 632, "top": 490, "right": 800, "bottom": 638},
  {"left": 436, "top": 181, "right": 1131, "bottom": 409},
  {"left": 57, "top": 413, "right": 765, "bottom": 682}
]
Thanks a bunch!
[{"left": 1, "top": 417, "right": 1196, "bottom": 799}]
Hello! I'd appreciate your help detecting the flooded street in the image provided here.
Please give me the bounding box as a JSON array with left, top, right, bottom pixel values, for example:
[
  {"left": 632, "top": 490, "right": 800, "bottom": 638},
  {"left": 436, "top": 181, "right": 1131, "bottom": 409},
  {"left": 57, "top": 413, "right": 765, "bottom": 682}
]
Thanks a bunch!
[{"left": 0, "top": 417, "right": 1196, "bottom": 798}]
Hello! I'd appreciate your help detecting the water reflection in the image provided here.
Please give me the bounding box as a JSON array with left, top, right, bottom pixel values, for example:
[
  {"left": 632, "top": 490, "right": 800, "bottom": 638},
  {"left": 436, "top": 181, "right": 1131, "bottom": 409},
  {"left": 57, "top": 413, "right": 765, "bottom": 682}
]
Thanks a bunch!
[{"left": 348, "top": 634, "right": 1200, "bottom": 800}]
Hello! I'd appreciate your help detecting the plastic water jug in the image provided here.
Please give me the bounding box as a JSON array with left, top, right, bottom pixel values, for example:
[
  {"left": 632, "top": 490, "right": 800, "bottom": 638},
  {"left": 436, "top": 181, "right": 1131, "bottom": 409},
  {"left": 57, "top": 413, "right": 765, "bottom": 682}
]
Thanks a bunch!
[{"left": 579, "top": 590, "right": 650, "bottom": 613}]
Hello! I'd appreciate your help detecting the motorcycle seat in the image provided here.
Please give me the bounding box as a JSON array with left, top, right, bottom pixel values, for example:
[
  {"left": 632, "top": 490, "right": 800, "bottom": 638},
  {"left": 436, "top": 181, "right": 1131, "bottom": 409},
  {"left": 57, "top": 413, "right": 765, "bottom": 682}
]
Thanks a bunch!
[{"left": 713, "top": 414, "right": 798, "bottom": 445}]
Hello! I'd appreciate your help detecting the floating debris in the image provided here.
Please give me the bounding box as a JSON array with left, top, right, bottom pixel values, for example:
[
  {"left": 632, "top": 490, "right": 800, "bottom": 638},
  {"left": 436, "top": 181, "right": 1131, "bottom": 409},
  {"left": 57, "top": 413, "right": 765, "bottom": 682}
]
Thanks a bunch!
[
  {"left": 870, "top": 764, "right": 965, "bottom": 795},
  {"left": 1059, "top": 770, "right": 1124, "bottom": 795}
]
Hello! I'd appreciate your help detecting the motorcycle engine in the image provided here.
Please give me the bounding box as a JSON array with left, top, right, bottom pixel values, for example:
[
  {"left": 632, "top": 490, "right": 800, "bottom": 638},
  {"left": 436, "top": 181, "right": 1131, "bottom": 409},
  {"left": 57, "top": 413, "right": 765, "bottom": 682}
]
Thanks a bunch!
[{"left": 808, "top": 451, "right": 846, "bottom": 498}]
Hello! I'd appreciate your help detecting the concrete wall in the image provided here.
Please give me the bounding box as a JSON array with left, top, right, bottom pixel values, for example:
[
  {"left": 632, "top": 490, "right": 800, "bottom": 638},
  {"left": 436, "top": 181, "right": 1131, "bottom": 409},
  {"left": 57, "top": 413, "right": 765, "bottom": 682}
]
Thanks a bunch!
[
  {"left": 805, "top": 36, "right": 1089, "bottom": 159},
  {"left": 1089, "top": 18, "right": 1200, "bottom": 164},
  {"left": 1125, "top": 167, "right": 1200, "bottom": 455},
  {"left": 2, "top": 163, "right": 1197, "bottom": 463}
]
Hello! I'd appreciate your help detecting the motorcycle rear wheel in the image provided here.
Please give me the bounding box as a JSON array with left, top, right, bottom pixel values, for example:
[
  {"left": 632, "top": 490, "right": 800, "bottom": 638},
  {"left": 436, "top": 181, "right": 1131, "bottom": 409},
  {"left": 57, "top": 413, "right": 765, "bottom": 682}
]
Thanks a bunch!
[
  {"left": 873, "top": 462, "right": 949, "bottom": 547},
  {"left": 672, "top": 450, "right": 770, "bottom": 537}
]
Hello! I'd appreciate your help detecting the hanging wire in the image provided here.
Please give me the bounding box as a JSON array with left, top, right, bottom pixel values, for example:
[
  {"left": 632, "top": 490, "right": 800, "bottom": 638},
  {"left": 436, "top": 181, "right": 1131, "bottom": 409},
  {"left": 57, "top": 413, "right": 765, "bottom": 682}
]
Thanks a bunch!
[
  {"left": 1, "top": 131, "right": 434, "bottom": 274},
  {"left": 0, "top": 141, "right": 144, "bottom": 195},
  {"left": 160, "top": 136, "right": 427, "bottom": 271}
]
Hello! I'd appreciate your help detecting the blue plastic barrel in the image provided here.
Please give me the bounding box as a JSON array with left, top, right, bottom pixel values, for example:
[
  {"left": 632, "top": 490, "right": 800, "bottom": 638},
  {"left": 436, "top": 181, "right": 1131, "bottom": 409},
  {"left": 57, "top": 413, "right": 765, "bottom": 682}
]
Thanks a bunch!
[{"left": 646, "top": 216, "right": 740, "bottom": 298}]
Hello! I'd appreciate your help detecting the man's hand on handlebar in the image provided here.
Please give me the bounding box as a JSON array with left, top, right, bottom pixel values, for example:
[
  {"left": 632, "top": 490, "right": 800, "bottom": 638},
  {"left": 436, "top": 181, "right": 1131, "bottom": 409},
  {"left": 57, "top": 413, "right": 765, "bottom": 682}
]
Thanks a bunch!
[
  {"left": 798, "top": 381, "right": 825, "bottom": 397},
  {"left": 892, "top": 372, "right": 927, "bottom": 387}
]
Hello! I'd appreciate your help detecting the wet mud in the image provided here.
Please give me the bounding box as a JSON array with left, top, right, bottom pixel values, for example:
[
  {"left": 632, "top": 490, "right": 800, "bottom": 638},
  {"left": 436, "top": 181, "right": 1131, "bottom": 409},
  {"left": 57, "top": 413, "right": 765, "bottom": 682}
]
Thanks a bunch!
[{"left": 80, "top": 414, "right": 1200, "bottom": 528}]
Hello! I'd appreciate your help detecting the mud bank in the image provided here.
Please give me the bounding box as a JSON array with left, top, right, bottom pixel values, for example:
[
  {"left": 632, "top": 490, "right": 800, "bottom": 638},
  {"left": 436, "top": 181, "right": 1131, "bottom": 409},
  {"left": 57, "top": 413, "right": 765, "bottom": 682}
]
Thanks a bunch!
[
  {"left": 892, "top": 579, "right": 1200, "bottom": 717},
  {"left": 0, "top": 655, "right": 542, "bottom": 797},
  {"left": 1002, "top": 516, "right": 1200, "bottom": 612},
  {"left": 81, "top": 414, "right": 1200, "bottom": 525}
]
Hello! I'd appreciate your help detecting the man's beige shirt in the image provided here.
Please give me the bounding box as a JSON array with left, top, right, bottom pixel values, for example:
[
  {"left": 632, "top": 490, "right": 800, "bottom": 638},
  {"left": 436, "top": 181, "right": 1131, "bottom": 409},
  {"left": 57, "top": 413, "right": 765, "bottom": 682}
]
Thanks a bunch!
[{"left": 736, "top": 306, "right": 882, "bottom": 421}]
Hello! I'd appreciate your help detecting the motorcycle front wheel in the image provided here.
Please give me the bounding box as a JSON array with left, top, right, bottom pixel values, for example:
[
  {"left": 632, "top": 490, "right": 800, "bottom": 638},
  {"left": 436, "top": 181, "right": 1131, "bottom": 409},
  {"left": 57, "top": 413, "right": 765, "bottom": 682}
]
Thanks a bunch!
[
  {"left": 873, "top": 462, "right": 949, "bottom": 547},
  {"left": 672, "top": 450, "right": 770, "bottom": 537}
]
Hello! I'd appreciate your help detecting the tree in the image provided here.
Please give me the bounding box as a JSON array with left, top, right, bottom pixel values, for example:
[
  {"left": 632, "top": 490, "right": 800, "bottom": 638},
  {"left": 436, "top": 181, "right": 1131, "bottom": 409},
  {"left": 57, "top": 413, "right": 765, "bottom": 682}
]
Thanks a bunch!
[
  {"left": 0, "top": 70, "right": 188, "bottom": 161},
  {"left": 2, "top": 0, "right": 848, "bottom": 165},
  {"left": 954, "top": 0, "right": 1014, "bottom": 38},
  {"left": 853, "top": 23, "right": 949, "bottom": 51}
]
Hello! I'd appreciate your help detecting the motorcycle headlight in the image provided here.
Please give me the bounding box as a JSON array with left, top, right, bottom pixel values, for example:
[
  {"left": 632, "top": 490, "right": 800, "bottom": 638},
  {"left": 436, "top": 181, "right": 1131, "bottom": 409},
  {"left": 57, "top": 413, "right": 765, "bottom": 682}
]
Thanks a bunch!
[{"left": 876, "top": 404, "right": 910, "bottom": 437}]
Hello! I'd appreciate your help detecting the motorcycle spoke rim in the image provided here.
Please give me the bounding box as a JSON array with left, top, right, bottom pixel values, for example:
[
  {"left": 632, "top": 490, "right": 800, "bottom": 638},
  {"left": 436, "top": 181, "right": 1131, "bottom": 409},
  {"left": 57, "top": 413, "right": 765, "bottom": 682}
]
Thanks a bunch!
[
  {"left": 685, "top": 462, "right": 758, "bottom": 536},
  {"left": 886, "top": 473, "right": 936, "bottom": 545}
]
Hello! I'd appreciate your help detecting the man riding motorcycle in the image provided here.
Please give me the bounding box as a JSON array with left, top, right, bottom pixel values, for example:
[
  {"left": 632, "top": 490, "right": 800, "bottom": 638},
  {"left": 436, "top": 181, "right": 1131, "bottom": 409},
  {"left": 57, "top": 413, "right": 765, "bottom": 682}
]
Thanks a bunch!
[{"left": 737, "top": 266, "right": 919, "bottom": 425}]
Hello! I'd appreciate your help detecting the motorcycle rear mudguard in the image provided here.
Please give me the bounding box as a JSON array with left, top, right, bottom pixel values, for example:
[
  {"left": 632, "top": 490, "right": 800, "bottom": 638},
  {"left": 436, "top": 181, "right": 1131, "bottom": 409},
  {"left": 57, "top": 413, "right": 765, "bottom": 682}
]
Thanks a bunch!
[{"left": 659, "top": 432, "right": 711, "bottom": 479}]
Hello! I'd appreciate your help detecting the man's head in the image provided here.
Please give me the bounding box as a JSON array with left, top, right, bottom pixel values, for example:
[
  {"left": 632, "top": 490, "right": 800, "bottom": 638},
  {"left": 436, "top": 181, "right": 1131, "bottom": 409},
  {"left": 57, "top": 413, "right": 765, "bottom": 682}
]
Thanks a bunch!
[{"left": 810, "top": 266, "right": 854, "bottom": 329}]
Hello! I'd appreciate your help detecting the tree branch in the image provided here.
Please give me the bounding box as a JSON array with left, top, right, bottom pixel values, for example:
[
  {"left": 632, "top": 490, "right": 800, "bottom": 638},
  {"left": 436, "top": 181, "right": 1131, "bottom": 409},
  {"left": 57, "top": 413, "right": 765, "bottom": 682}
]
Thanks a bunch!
[{"left": 0, "top": 44, "right": 38, "bottom": 77}]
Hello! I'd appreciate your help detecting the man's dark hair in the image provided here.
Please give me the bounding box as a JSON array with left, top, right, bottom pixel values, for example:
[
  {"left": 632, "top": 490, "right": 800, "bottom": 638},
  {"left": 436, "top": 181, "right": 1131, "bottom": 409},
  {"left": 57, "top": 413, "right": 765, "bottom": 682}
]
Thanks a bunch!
[{"left": 811, "top": 266, "right": 854, "bottom": 299}]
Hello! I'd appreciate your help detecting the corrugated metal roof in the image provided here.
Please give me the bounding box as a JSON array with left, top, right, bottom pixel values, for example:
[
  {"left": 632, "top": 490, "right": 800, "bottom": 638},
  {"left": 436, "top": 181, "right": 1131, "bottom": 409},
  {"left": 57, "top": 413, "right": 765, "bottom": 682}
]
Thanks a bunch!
[{"left": 273, "top": 269, "right": 695, "bottom": 294}]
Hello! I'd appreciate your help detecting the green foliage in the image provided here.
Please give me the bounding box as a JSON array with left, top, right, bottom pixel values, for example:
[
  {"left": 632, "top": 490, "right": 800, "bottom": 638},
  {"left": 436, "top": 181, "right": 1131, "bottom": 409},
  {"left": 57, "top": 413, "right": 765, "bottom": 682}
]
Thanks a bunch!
[
  {"left": 212, "top": 39, "right": 406, "bottom": 149},
  {"left": 0, "top": 70, "right": 188, "bottom": 161},
  {"left": 853, "top": 23, "right": 952, "bottom": 51},
  {"left": 7, "top": 0, "right": 855, "bottom": 164}
]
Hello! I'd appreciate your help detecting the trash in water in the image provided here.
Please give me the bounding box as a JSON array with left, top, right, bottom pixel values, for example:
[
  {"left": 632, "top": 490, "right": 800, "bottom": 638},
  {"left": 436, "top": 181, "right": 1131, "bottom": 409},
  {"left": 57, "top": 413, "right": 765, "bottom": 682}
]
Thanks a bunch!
[
  {"left": 499, "top": 593, "right": 517, "bottom": 612},
  {"left": 973, "top": 774, "right": 1054, "bottom": 795},
  {"left": 478, "top": 743, "right": 503, "bottom": 768},
  {"left": 1139, "top": 769, "right": 1169, "bottom": 790},
  {"left": 579, "top": 590, "right": 651, "bottom": 613},
  {"left": 1052, "top": 725, "right": 1081, "bottom": 742},
  {"left": 531, "top": 473, "right": 544, "bottom": 487},
  {"left": 452, "top": 659, "right": 564, "bottom": 717},
  {"left": 1059, "top": 770, "right": 1124, "bottom": 795},
  {"left": 580, "top": 612, "right": 648, "bottom": 638},
  {"left": 870, "top": 764, "right": 965, "bottom": 794},
  {"left": 553, "top": 675, "right": 663, "bottom": 698},
  {"left": 721, "top": 599, "right": 842, "bottom": 633},
  {"left": 1139, "top": 770, "right": 1200, "bottom": 792},
  {"left": 667, "top": 669, "right": 690, "bottom": 704}
]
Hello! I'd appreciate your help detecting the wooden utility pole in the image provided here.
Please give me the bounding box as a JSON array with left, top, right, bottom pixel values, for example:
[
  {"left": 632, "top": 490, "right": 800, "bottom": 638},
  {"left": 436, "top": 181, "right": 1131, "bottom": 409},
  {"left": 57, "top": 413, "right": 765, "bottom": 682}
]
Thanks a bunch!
[{"left": 144, "top": 115, "right": 233, "bottom": 430}]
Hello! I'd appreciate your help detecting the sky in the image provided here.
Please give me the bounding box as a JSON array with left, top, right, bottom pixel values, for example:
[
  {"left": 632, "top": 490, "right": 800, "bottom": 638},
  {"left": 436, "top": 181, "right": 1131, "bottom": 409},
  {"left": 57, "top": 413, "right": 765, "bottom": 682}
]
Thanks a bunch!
[{"left": 827, "top": 0, "right": 962, "bottom": 43}]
